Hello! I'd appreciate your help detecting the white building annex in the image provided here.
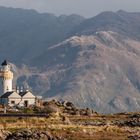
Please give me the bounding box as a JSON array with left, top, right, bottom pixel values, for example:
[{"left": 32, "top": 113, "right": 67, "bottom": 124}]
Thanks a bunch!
[
  {"left": 19, "top": 91, "right": 36, "bottom": 107},
  {"left": 0, "top": 60, "right": 36, "bottom": 107}
]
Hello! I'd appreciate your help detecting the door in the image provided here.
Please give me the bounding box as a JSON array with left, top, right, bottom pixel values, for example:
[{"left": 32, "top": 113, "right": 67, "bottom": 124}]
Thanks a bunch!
[{"left": 24, "top": 100, "right": 28, "bottom": 107}]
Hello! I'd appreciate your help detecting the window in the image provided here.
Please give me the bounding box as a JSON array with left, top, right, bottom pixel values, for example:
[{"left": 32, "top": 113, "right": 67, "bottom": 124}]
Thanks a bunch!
[{"left": 11, "top": 101, "right": 15, "bottom": 104}]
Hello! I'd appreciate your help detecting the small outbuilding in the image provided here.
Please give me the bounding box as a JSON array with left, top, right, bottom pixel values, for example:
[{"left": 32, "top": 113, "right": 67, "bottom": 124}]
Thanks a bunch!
[
  {"left": 0, "top": 91, "right": 21, "bottom": 107},
  {"left": 0, "top": 90, "right": 36, "bottom": 107},
  {"left": 19, "top": 91, "right": 36, "bottom": 107}
]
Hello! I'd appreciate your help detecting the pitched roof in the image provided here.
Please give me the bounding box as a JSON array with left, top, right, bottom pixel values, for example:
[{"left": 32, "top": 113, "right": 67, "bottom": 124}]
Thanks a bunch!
[
  {"left": 0, "top": 91, "right": 14, "bottom": 98},
  {"left": 19, "top": 92, "right": 27, "bottom": 97},
  {"left": 19, "top": 91, "right": 34, "bottom": 97},
  {"left": 0, "top": 91, "right": 35, "bottom": 98}
]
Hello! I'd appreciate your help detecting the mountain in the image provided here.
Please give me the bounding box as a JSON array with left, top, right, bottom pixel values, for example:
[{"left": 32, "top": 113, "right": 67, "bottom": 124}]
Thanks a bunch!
[
  {"left": 0, "top": 7, "right": 140, "bottom": 113},
  {"left": 0, "top": 6, "right": 84, "bottom": 64},
  {"left": 29, "top": 31, "right": 140, "bottom": 113},
  {"left": 28, "top": 10, "right": 140, "bottom": 113},
  {"left": 72, "top": 10, "right": 140, "bottom": 39}
]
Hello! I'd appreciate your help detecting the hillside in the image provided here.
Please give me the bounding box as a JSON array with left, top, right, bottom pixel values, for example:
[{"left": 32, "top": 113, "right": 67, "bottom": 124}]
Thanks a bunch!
[{"left": 28, "top": 31, "right": 140, "bottom": 113}]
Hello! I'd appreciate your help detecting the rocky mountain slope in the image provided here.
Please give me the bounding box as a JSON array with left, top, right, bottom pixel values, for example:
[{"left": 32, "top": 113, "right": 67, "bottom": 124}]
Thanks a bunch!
[
  {"left": 27, "top": 31, "right": 140, "bottom": 113},
  {"left": 0, "top": 7, "right": 140, "bottom": 113}
]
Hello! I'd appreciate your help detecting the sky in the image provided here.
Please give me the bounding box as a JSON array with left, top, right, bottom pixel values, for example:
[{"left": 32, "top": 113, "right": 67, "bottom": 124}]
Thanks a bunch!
[{"left": 0, "top": 0, "right": 139, "bottom": 17}]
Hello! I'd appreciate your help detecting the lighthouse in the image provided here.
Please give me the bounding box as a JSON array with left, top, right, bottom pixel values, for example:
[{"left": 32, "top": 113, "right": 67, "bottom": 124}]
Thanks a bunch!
[
  {"left": 0, "top": 60, "right": 13, "bottom": 93},
  {"left": 0, "top": 60, "right": 36, "bottom": 107}
]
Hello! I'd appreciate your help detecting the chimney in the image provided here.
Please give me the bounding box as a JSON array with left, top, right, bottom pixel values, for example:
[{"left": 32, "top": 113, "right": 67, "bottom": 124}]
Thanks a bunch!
[
  {"left": 25, "top": 85, "right": 29, "bottom": 92},
  {"left": 20, "top": 87, "right": 23, "bottom": 92},
  {"left": 16, "top": 86, "right": 19, "bottom": 93}
]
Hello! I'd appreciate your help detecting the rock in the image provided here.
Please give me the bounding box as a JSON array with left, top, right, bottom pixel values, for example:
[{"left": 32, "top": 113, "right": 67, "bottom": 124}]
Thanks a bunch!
[
  {"left": 0, "top": 130, "right": 11, "bottom": 140},
  {"left": 85, "top": 108, "right": 93, "bottom": 116},
  {"left": 129, "top": 114, "right": 140, "bottom": 119},
  {"left": 74, "top": 110, "right": 80, "bottom": 116},
  {"left": 62, "top": 116, "right": 71, "bottom": 124},
  {"left": 5, "top": 129, "right": 64, "bottom": 140},
  {"left": 128, "top": 135, "right": 140, "bottom": 140},
  {"left": 44, "top": 131, "right": 54, "bottom": 140},
  {"left": 118, "top": 118, "right": 140, "bottom": 127}
]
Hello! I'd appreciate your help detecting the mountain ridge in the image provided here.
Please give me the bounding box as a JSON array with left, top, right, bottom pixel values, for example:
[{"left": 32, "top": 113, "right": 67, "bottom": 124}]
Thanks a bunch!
[
  {"left": 71, "top": 10, "right": 140, "bottom": 40},
  {"left": 27, "top": 31, "right": 140, "bottom": 113}
]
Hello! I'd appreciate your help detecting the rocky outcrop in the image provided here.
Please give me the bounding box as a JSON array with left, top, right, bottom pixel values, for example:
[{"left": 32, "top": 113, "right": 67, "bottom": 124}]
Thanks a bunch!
[
  {"left": 5, "top": 129, "right": 64, "bottom": 140},
  {"left": 119, "top": 119, "right": 140, "bottom": 127},
  {"left": 42, "top": 100, "right": 97, "bottom": 116}
]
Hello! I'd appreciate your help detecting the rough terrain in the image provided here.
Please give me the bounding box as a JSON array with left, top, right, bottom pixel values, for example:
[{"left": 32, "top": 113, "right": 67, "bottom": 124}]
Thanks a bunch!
[{"left": 0, "top": 101, "right": 140, "bottom": 140}]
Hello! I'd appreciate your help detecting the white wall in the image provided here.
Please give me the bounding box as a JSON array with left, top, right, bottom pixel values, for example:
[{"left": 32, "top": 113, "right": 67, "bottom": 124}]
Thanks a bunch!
[
  {"left": 19, "top": 91, "right": 35, "bottom": 106},
  {"left": 3, "top": 79, "right": 12, "bottom": 93},
  {"left": 8, "top": 98, "right": 21, "bottom": 107},
  {"left": 7, "top": 91, "right": 21, "bottom": 106},
  {"left": 1, "top": 91, "right": 36, "bottom": 107},
  {"left": 20, "top": 98, "right": 35, "bottom": 106}
]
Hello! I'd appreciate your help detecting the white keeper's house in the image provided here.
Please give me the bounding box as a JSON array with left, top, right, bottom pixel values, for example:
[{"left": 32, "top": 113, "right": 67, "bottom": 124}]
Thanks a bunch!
[{"left": 0, "top": 60, "right": 36, "bottom": 107}]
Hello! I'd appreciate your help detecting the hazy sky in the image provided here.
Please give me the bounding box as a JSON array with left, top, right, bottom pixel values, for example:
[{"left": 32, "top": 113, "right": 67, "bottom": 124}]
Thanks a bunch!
[{"left": 0, "top": 0, "right": 139, "bottom": 17}]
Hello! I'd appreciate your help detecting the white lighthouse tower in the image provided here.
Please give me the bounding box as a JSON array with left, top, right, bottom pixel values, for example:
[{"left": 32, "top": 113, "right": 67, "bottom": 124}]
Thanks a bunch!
[{"left": 0, "top": 60, "right": 13, "bottom": 93}]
